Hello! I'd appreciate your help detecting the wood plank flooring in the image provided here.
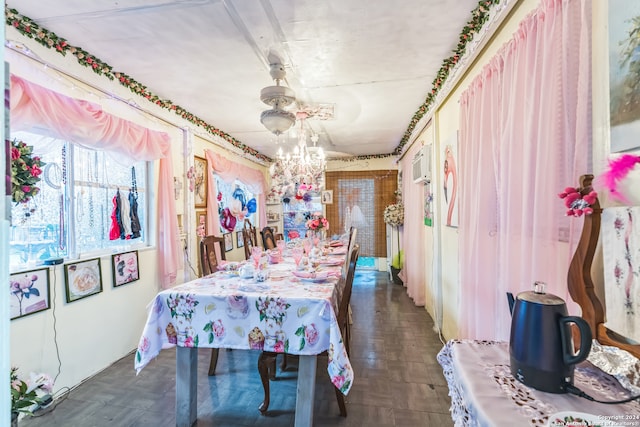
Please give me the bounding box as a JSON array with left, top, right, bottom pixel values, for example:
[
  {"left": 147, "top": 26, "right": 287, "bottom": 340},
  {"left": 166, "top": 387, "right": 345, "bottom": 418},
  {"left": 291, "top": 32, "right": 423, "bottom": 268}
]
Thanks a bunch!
[{"left": 21, "top": 270, "right": 453, "bottom": 427}]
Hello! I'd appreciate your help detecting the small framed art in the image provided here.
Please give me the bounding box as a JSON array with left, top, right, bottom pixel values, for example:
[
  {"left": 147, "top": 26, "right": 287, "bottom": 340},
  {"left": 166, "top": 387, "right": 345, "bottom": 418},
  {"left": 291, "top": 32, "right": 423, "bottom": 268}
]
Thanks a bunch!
[
  {"left": 112, "top": 251, "right": 140, "bottom": 287},
  {"left": 194, "top": 156, "right": 208, "bottom": 208},
  {"left": 321, "top": 190, "right": 333, "bottom": 204},
  {"left": 196, "top": 210, "right": 207, "bottom": 238},
  {"left": 236, "top": 231, "right": 244, "bottom": 248},
  {"left": 224, "top": 233, "right": 233, "bottom": 252},
  {"left": 64, "top": 258, "right": 103, "bottom": 303},
  {"left": 10, "top": 268, "right": 51, "bottom": 320}
]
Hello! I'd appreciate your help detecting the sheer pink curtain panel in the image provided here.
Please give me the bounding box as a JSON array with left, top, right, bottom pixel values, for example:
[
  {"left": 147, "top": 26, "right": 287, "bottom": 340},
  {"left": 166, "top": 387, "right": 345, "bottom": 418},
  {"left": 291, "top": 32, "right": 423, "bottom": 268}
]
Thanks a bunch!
[
  {"left": 205, "top": 150, "right": 268, "bottom": 236},
  {"left": 10, "top": 75, "right": 182, "bottom": 289},
  {"left": 458, "top": 0, "right": 591, "bottom": 340},
  {"left": 399, "top": 142, "right": 426, "bottom": 306}
]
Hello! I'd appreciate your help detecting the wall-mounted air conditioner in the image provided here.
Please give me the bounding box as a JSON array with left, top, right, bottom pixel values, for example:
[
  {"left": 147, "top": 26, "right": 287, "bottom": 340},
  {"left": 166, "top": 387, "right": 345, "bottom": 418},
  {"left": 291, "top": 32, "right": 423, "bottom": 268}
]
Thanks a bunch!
[{"left": 412, "top": 144, "right": 431, "bottom": 183}]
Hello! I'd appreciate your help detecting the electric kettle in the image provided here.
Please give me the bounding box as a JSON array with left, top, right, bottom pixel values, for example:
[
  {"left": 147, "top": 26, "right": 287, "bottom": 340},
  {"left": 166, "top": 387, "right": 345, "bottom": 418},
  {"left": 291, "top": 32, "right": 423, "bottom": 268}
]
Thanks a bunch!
[{"left": 507, "top": 281, "right": 592, "bottom": 393}]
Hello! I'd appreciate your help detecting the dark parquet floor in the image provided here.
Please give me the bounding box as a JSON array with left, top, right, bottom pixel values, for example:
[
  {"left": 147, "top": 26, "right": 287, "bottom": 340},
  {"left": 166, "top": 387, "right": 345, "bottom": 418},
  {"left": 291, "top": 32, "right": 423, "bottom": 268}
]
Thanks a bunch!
[{"left": 21, "top": 270, "right": 453, "bottom": 427}]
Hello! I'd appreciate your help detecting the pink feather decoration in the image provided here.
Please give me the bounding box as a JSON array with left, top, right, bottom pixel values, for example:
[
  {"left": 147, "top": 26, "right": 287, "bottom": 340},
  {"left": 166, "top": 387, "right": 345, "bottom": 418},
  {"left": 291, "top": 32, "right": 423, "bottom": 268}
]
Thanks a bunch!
[{"left": 599, "top": 154, "right": 640, "bottom": 203}]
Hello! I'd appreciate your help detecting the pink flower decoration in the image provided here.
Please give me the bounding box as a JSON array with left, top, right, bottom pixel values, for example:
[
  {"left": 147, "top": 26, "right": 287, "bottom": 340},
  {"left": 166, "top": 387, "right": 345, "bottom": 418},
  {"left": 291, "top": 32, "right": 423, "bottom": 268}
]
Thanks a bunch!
[{"left": 558, "top": 186, "right": 597, "bottom": 217}]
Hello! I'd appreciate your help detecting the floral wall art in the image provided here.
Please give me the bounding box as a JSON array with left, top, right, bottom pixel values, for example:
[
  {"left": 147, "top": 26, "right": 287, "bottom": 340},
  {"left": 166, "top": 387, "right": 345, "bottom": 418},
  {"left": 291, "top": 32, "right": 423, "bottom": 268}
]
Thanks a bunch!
[
  {"left": 10, "top": 268, "right": 50, "bottom": 319},
  {"left": 112, "top": 251, "right": 139, "bottom": 287},
  {"left": 193, "top": 156, "right": 208, "bottom": 208},
  {"left": 608, "top": 0, "right": 640, "bottom": 153}
]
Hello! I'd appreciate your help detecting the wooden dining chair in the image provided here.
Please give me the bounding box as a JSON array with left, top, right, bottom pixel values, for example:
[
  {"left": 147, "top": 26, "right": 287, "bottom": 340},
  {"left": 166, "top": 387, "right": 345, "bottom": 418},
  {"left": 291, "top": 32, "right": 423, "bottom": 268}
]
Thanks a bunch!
[
  {"left": 257, "top": 244, "right": 360, "bottom": 416},
  {"left": 199, "top": 235, "right": 225, "bottom": 276},
  {"left": 243, "top": 219, "right": 258, "bottom": 259},
  {"left": 261, "top": 226, "right": 277, "bottom": 249},
  {"left": 199, "top": 235, "right": 227, "bottom": 376}
]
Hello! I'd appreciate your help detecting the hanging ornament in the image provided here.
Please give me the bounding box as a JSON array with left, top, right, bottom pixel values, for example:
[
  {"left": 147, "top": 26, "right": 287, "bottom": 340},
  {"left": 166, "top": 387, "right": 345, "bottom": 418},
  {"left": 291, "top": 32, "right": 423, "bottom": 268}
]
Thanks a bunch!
[{"left": 246, "top": 198, "right": 257, "bottom": 214}]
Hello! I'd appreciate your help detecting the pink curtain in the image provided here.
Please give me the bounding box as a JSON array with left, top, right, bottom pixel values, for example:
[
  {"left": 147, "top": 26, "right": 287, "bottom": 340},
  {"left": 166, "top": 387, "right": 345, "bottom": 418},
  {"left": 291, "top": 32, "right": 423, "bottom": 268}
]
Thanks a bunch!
[
  {"left": 458, "top": 0, "right": 591, "bottom": 340},
  {"left": 11, "top": 75, "right": 182, "bottom": 289},
  {"left": 204, "top": 150, "right": 267, "bottom": 236},
  {"left": 399, "top": 142, "right": 427, "bottom": 306}
]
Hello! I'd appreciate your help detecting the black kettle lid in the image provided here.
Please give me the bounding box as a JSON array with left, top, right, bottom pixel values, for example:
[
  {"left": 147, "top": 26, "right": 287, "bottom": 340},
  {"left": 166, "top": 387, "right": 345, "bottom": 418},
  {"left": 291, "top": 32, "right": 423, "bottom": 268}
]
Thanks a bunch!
[{"left": 517, "top": 281, "right": 565, "bottom": 306}]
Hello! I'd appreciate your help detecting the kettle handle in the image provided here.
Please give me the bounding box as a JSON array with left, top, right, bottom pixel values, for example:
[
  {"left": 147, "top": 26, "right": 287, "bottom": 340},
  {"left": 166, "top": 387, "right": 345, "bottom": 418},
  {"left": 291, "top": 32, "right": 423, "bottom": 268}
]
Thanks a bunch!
[{"left": 559, "top": 316, "right": 592, "bottom": 365}]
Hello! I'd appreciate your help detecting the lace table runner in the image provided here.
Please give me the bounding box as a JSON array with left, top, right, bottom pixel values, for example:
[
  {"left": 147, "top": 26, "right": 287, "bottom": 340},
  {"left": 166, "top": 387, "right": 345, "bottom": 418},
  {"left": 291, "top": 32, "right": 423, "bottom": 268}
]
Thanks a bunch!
[{"left": 437, "top": 340, "right": 640, "bottom": 427}]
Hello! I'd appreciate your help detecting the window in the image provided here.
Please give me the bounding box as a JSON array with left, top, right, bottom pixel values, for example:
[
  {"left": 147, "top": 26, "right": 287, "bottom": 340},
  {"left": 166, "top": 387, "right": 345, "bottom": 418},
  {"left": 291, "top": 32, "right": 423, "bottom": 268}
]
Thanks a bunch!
[
  {"left": 214, "top": 176, "right": 256, "bottom": 233},
  {"left": 9, "top": 131, "right": 148, "bottom": 271},
  {"left": 325, "top": 170, "right": 398, "bottom": 257}
]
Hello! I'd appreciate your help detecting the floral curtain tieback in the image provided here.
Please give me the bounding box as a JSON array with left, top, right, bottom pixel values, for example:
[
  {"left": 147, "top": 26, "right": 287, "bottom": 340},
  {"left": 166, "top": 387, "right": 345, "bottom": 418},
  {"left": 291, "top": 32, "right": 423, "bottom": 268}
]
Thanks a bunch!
[{"left": 10, "top": 139, "right": 45, "bottom": 205}]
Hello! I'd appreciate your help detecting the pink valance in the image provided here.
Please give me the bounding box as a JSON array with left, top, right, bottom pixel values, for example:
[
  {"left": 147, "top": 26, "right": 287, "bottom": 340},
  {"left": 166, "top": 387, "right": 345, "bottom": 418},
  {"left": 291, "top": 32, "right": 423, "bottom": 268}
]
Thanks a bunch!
[
  {"left": 10, "top": 74, "right": 181, "bottom": 289},
  {"left": 205, "top": 150, "right": 267, "bottom": 236},
  {"left": 10, "top": 75, "right": 170, "bottom": 160}
]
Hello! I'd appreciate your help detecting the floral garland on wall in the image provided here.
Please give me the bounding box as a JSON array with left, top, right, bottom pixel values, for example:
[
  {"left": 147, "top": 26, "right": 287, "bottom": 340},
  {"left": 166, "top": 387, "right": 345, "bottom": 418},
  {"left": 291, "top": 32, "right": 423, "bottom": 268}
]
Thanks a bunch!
[
  {"left": 5, "top": 7, "right": 271, "bottom": 163},
  {"left": 393, "top": 0, "right": 502, "bottom": 155},
  {"left": 6, "top": 1, "right": 501, "bottom": 161}
]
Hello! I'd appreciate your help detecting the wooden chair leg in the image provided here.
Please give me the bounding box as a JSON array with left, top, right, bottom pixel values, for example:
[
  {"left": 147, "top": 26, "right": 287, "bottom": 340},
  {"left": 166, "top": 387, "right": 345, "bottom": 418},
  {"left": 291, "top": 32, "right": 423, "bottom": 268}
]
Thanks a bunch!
[
  {"left": 268, "top": 354, "right": 277, "bottom": 380},
  {"left": 280, "top": 353, "right": 288, "bottom": 371},
  {"left": 334, "top": 386, "right": 347, "bottom": 417},
  {"left": 258, "top": 352, "right": 277, "bottom": 414},
  {"left": 208, "top": 348, "right": 220, "bottom": 376}
]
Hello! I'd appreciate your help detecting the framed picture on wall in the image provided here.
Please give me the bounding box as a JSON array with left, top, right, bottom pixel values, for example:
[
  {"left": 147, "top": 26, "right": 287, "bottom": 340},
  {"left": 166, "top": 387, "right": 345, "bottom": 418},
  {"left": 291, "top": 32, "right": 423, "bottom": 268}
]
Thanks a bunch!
[
  {"left": 64, "top": 258, "right": 103, "bottom": 303},
  {"left": 236, "top": 231, "right": 244, "bottom": 248},
  {"left": 443, "top": 132, "right": 459, "bottom": 228},
  {"left": 196, "top": 210, "right": 207, "bottom": 238},
  {"left": 112, "top": 251, "right": 139, "bottom": 287},
  {"left": 9, "top": 268, "right": 51, "bottom": 320},
  {"left": 606, "top": 0, "right": 640, "bottom": 153},
  {"left": 194, "top": 156, "right": 208, "bottom": 208},
  {"left": 321, "top": 189, "right": 333, "bottom": 204},
  {"left": 224, "top": 233, "right": 233, "bottom": 252}
]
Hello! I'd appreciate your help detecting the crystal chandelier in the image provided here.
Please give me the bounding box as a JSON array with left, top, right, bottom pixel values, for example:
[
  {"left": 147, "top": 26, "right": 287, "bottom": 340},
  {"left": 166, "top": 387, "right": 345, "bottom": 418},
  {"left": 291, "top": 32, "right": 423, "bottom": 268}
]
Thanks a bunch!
[{"left": 269, "top": 112, "right": 326, "bottom": 198}]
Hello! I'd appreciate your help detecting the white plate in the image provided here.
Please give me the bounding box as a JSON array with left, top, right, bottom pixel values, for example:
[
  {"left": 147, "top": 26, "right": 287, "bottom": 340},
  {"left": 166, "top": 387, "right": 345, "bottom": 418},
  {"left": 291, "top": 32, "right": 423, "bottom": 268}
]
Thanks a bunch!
[
  {"left": 300, "top": 277, "right": 329, "bottom": 283},
  {"left": 269, "top": 271, "right": 289, "bottom": 279}
]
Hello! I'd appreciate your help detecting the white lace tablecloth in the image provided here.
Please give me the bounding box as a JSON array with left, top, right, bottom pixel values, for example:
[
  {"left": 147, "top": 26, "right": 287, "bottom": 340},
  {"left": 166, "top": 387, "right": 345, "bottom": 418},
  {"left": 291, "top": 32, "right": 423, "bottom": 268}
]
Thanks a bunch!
[{"left": 437, "top": 340, "right": 640, "bottom": 427}]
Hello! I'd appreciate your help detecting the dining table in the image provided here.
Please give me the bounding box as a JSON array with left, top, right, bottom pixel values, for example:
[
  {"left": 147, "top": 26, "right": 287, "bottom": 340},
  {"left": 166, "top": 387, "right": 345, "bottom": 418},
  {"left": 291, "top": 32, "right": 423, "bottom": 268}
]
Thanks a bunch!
[{"left": 134, "top": 243, "right": 352, "bottom": 427}]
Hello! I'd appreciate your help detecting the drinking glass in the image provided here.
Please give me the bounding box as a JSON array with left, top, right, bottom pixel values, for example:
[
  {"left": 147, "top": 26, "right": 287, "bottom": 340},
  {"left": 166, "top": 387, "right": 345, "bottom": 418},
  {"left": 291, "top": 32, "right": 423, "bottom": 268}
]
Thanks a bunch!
[
  {"left": 303, "top": 238, "right": 312, "bottom": 255},
  {"left": 251, "top": 246, "right": 263, "bottom": 268},
  {"left": 292, "top": 247, "right": 304, "bottom": 268},
  {"left": 276, "top": 240, "right": 286, "bottom": 256}
]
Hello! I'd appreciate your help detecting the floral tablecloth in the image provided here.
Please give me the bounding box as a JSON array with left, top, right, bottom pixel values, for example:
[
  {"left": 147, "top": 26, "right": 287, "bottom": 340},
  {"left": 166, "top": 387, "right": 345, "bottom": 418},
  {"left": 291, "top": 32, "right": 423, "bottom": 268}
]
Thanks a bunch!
[{"left": 134, "top": 259, "right": 353, "bottom": 394}]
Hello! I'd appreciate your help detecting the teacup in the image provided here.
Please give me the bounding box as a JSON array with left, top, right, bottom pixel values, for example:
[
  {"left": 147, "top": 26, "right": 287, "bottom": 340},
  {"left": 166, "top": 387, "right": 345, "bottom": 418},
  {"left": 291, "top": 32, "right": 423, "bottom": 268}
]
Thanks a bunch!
[{"left": 238, "top": 264, "right": 255, "bottom": 279}]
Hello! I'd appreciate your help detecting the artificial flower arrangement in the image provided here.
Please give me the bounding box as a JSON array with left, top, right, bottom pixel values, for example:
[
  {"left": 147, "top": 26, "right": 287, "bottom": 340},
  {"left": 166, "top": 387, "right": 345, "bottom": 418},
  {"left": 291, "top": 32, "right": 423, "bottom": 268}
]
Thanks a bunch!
[
  {"left": 383, "top": 203, "right": 404, "bottom": 226},
  {"left": 10, "top": 367, "right": 54, "bottom": 417},
  {"left": 10, "top": 139, "right": 45, "bottom": 204},
  {"left": 306, "top": 212, "right": 329, "bottom": 231},
  {"left": 558, "top": 186, "right": 598, "bottom": 217}
]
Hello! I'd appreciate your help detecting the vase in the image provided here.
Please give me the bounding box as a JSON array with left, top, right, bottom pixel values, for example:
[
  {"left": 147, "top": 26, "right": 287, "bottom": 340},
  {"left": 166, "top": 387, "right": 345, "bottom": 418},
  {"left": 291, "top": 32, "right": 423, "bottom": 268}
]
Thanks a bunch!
[{"left": 11, "top": 412, "right": 18, "bottom": 427}]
